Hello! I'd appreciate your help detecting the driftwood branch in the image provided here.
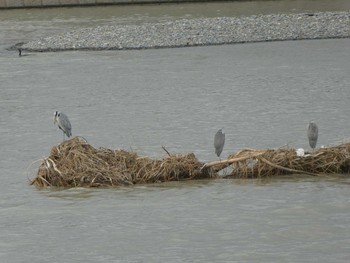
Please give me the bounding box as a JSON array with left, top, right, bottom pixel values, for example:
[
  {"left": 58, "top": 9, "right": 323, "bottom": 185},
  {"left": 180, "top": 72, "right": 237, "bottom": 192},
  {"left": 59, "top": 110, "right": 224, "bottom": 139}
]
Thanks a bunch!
[
  {"left": 203, "top": 151, "right": 266, "bottom": 169},
  {"left": 258, "top": 157, "right": 319, "bottom": 176}
]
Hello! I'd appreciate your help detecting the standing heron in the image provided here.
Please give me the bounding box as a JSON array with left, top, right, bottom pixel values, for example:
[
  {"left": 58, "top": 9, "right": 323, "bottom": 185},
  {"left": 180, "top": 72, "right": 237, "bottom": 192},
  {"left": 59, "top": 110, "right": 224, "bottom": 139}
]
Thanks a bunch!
[
  {"left": 53, "top": 111, "right": 72, "bottom": 141},
  {"left": 18, "top": 48, "right": 30, "bottom": 57},
  {"left": 214, "top": 129, "right": 225, "bottom": 158},
  {"left": 307, "top": 121, "right": 318, "bottom": 151}
]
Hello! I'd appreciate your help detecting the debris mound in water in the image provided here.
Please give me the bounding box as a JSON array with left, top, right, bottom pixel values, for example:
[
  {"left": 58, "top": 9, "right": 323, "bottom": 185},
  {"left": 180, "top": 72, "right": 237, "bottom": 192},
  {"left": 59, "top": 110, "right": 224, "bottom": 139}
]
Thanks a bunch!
[
  {"left": 205, "top": 144, "right": 350, "bottom": 178},
  {"left": 31, "top": 138, "right": 350, "bottom": 188},
  {"left": 31, "top": 137, "right": 213, "bottom": 188}
]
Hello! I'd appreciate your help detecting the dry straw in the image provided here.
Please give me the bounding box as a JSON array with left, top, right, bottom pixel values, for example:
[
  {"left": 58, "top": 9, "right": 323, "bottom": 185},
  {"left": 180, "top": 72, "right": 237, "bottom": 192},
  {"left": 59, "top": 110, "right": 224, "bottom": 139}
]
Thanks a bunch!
[
  {"left": 31, "top": 137, "right": 350, "bottom": 188},
  {"left": 204, "top": 144, "right": 350, "bottom": 178},
  {"left": 31, "top": 137, "right": 213, "bottom": 188}
]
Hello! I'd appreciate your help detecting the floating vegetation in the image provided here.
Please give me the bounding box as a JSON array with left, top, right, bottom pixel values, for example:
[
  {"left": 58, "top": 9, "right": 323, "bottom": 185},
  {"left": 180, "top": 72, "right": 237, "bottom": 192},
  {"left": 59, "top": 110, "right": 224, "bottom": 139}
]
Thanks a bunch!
[
  {"left": 30, "top": 138, "right": 350, "bottom": 188},
  {"left": 204, "top": 144, "right": 350, "bottom": 178},
  {"left": 30, "top": 137, "right": 213, "bottom": 188}
]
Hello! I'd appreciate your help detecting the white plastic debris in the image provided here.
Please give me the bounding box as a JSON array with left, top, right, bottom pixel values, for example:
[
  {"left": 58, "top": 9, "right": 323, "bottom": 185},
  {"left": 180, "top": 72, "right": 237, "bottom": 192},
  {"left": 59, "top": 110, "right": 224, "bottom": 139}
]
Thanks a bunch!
[{"left": 296, "top": 148, "right": 305, "bottom": 157}]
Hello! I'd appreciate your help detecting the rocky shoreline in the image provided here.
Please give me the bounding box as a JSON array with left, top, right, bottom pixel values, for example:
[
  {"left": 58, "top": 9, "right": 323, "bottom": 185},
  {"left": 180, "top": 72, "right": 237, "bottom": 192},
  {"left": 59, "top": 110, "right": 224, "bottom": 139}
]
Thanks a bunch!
[{"left": 19, "top": 11, "right": 350, "bottom": 52}]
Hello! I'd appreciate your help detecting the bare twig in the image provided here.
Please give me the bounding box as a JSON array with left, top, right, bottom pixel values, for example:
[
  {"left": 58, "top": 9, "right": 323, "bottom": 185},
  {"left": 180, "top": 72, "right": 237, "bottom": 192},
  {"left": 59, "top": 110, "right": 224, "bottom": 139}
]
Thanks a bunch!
[{"left": 161, "top": 145, "right": 171, "bottom": 157}]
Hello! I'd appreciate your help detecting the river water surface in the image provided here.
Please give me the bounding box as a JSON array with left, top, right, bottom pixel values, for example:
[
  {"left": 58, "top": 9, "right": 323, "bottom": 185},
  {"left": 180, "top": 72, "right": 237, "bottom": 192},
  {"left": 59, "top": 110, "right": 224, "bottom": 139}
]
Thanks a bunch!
[{"left": 1, "top": 1, "right": 350, "bottom": 262}]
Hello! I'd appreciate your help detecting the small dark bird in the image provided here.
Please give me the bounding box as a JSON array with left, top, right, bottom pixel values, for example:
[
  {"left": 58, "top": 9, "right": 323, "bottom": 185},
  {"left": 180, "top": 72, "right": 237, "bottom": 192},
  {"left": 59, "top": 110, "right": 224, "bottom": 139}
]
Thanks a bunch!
[{"left": 18, "top": 48, "right": 22, "bottom": 56}]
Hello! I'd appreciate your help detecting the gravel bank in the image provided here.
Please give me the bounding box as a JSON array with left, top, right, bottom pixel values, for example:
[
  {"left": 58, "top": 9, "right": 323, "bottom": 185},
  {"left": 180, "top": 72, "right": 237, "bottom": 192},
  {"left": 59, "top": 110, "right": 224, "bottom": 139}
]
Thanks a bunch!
[{"left": 20, "top": 11, "right": 350, "bottom": 51}]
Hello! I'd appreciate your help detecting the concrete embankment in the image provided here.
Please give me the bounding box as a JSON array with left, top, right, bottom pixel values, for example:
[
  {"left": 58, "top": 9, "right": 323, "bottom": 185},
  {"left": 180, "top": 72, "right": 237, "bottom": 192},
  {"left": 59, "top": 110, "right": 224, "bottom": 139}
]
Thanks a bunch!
[{"left": 1, "top": 0, "right": 201, "bottom": 9}]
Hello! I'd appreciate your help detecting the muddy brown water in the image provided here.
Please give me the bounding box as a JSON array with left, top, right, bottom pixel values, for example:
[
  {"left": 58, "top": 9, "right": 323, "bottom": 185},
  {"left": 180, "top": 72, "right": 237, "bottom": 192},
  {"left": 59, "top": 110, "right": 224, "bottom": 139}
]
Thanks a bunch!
[{"left": 1, "top": 1, "right": 350, "bottom": 262}]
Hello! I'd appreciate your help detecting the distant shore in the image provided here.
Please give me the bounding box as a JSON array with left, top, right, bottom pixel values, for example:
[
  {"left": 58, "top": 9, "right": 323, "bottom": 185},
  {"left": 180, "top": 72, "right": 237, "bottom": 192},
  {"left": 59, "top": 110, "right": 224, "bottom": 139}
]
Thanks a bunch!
[
  {"left": 1, "top": 0, "right": 221, "bottom": 9},
  {"left": 18, "top": 11, "right": 350, "bottom": 52}
]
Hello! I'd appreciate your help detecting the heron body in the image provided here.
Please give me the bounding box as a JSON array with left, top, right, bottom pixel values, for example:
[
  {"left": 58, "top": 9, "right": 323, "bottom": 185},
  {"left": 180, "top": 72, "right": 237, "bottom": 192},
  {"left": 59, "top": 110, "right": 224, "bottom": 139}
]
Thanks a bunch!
[
  {"left": 54, "top": 111, "right": 72, "bottom": 140},
  {"left": 214, "top": 129, "right": 225, "bottom": 157},
  {"left": 18, "top": 48, "right": 29, "bottom": 57},
  {"left": 307, "top": 121, "right": 318, "bottom": 150}
]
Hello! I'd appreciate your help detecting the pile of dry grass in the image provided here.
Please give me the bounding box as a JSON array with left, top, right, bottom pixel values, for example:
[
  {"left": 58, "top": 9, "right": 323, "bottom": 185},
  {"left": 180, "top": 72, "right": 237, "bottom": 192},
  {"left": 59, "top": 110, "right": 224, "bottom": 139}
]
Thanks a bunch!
[
  {"left": 31, "top": 137, "right": 214, "bottom": 188},
  {"left": 31, "top": 138, "right": 350, "bottom": 188},
  {"left": 205, "top": 144, "right": 350, "bottom": 178}
]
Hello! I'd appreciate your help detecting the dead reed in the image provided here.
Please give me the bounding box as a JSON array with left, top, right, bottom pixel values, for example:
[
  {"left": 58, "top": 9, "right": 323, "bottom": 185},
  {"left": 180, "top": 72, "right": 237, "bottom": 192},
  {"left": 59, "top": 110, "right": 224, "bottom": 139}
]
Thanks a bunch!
[
  {"left": 204, "top": 144, "right": 350, "bottom": 178},
  {"left": 30, "top": 138, "right": 350, "bottom": 188},
  {"left": 30, "top": 137, "right": 213, "bottom": 188}
]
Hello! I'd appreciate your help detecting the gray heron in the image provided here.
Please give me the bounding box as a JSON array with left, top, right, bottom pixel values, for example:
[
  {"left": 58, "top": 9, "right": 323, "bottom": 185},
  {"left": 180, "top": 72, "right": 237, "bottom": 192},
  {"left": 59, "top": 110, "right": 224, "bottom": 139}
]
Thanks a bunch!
[
  {"left": 307, "top": 121, "right": 318, "bottom": 151},
  {"left": 53, "top": 111, "right": 72, "bottom": 141},
  {"left": 18, "top": 48, "right": 29, "bottom": 57},
  {"left": 214, "top": 129, "right": 225, "bottom": 157}
]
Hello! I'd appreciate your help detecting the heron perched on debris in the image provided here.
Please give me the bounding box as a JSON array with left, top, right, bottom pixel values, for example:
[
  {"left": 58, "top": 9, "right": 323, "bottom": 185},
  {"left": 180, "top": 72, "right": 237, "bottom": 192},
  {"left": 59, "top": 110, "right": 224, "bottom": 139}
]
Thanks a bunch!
[
  {"left": 214, "top": 129, "right": 225, "bottom": 157},
  {"left": 53, "top": 111, "right": 72, "bottom": 141},
  {"left": 307, "top": 121, "right": 318, "bottom": 151}
]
